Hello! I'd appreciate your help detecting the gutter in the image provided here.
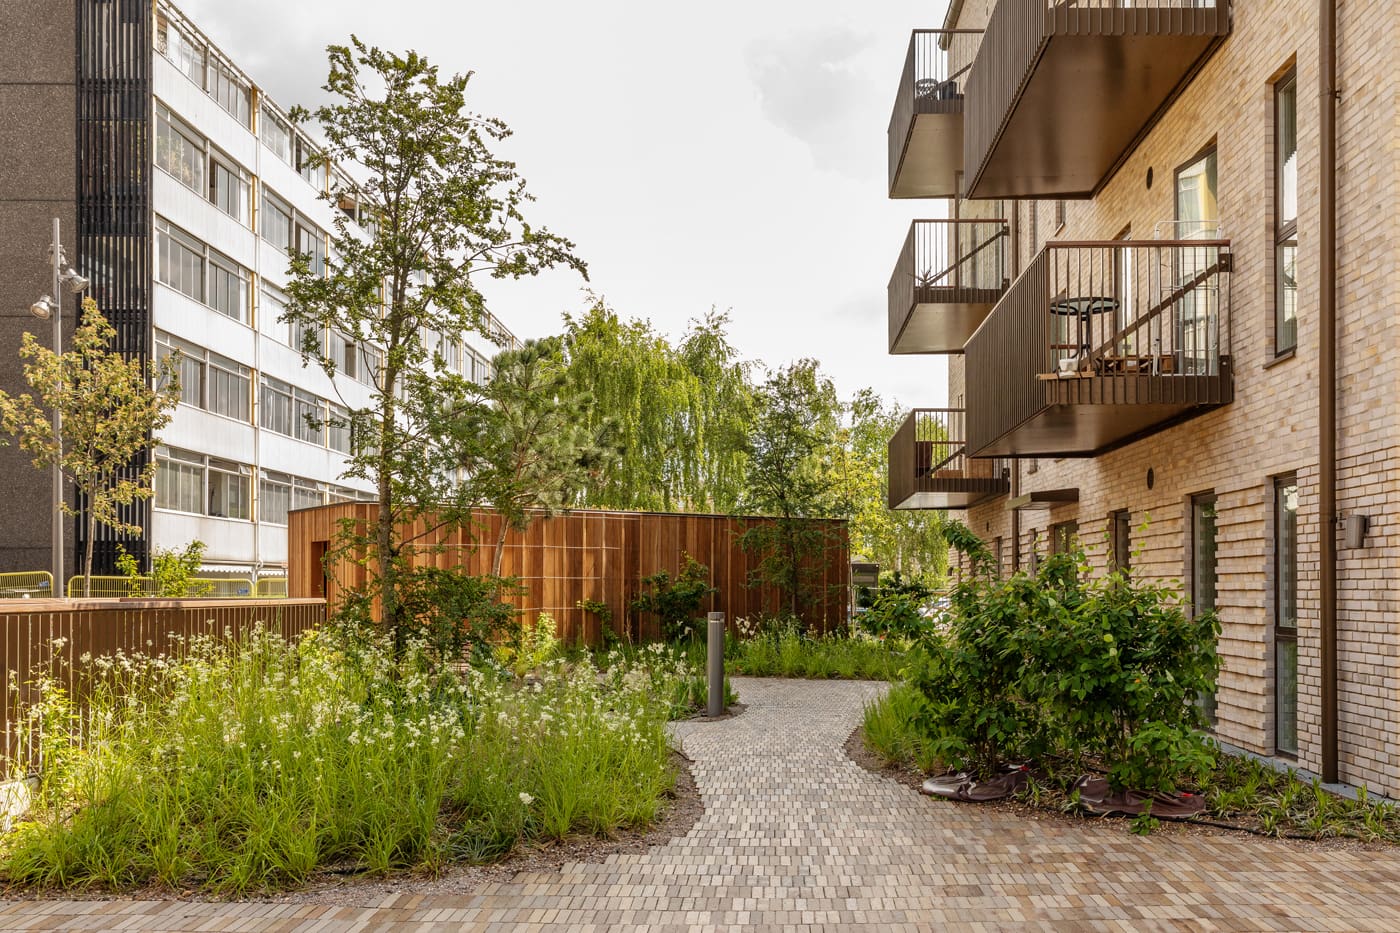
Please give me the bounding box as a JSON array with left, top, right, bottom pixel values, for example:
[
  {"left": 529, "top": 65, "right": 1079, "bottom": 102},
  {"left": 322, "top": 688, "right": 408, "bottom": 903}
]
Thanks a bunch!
[{"left": 1318, "top": 0, "right": 1339, "bottom": 784}]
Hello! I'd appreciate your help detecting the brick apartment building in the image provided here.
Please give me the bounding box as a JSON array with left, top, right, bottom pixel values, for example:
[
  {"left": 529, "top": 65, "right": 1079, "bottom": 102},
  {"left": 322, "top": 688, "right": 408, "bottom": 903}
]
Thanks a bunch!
[{"left": 885, "top": 0, "right": 1399, "bottom": 794}]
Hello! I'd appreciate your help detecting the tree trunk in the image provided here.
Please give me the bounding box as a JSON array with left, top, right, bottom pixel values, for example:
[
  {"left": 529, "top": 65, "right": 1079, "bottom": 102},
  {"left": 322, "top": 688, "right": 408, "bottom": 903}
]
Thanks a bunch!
[
  {"left": 492, "top": 518, "right": 509, "bottom": 577},
  {"left": 83, "top": 502, "right": 97, "bottom": 599}
]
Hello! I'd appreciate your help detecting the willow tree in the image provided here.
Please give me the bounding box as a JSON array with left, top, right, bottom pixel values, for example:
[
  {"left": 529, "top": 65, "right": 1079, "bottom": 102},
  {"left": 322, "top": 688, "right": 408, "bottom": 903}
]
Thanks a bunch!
[
  {"left": 561, "top": 300, "right": 752, "bottom": 513},
  {"left": 282, "top": 38, "right": 584, "bottom": 635}
]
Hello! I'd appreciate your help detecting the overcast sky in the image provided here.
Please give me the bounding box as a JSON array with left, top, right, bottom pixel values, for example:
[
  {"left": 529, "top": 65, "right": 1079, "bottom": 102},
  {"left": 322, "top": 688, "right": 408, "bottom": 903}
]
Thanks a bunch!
[{"left": 180, "top": 0, "right": 952, "bottom": 409}]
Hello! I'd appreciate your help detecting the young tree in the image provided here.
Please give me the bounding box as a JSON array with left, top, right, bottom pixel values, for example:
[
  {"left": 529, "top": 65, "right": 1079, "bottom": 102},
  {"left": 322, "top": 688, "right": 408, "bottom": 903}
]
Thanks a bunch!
[
  {"left": 281, "top": 39, "right": 585, "bottom": 632},
  {"left": 738, "top": 360, "right": 845, "bottom": 620},
  {"left": 453, "top": 337, "right": 615, "bottom": 576},
  {"left": 0, "top": 299, "right": 180, "bottom": 596}
]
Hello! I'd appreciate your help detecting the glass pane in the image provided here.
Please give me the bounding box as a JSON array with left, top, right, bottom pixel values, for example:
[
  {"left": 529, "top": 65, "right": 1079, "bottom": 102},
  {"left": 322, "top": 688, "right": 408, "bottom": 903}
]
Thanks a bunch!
[
  {"left": 1192, "top": 495, "right": 1219, "bottom": 724},
  {"left": 1277, "top": 74, "right": 1298, "bottom": 227},
  {"left": 1276, "top": 242, "right": 1297, "bottom": 353},
  {"left": 1277, "top": 480, "right": 1298, "bottom": 629},
  {"left": 1276, "top": 639, "right": 1298, "bottom": 755},
  {"left": 1176, "top": 150, "right": 1219, "bottom": 237}
]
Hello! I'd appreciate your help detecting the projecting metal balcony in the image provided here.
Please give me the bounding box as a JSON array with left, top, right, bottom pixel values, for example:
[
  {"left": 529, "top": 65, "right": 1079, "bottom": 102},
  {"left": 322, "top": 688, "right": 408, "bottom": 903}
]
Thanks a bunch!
[
  {"left": 889, "top": 409, "right": 1009, "bottom": 510},
  {"left": 964, "top": 0, "right": 1232, "bottom": 199},
  {"left": 966, "top": 238, "right": 1233, "bottom": 457},
  {"left": 888, "top": 30, "right": 984, "bottom": 199},
  {"left": 889, "top": 219, "right": 1010, "bottom": 354}
]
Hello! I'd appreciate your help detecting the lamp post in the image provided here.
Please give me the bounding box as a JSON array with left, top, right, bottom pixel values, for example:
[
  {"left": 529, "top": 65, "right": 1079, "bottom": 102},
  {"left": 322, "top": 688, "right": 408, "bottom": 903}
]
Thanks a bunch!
[{"left": 29, "top": 218, "right": 90, "bottom": 598}]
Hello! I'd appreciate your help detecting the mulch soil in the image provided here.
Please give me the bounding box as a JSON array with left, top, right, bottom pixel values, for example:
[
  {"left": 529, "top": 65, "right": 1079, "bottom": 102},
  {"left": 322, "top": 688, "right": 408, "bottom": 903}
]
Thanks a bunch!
[{"left": 843, "top": 724, "right": 1393, "bottom": 853}]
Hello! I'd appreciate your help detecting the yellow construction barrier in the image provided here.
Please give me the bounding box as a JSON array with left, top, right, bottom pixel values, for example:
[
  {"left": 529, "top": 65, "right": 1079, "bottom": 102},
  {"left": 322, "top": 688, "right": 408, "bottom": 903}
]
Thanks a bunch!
[
  {"left": 65, "top": 576, "right": 287, "bottom": 598},
  {"left": 0, "top": 571, "right": 56, "bottom": 598}
]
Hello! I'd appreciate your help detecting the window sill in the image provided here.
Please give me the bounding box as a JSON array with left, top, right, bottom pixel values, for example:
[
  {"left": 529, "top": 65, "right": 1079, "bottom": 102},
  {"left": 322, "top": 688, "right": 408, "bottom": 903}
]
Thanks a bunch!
[{"left": 1263, "top": 348, "right": 1297, "bottom": 370}]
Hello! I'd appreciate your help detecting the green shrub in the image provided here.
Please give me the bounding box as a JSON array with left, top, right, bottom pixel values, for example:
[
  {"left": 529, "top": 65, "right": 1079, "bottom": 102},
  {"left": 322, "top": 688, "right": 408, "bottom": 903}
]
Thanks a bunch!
[
  {"left": 630, "top": 554, "right": 717, "bottom": 642},
  {"left": 116, "top": 540, "right": 213, "bottom": 597}
]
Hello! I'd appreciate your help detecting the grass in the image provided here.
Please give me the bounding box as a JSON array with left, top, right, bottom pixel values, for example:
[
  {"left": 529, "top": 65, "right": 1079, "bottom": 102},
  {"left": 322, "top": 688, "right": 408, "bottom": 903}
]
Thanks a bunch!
[
  {"left": 723, "top": 624, "right": 913, "bottom": 681},
  {"left": 860, "top": 684, "right": 1400, "bottom": 843},
  {"left": 2, "top": 628, "right": 694, "bottom": 893}
]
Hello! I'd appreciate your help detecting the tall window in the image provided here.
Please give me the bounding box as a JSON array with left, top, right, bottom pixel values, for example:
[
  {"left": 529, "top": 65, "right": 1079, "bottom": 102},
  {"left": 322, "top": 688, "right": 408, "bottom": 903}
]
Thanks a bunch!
[
  {"left": 1050, "top": 520, "right": 1077, "bottom": 555},
  {"left": 156, "top": 219, "right": 205, "bottom": 302},
  {"left": 155, "top": 104, "right": 204, "bottom": 192},
  {"left": 260, "top": 376, "right": 293, "bottom": 436},
  {"left": 293, "top": 388, "right": 323, "bottom": 444},
  {"left": 208, "top": 459, "right": 251, "bottom": 519},
  {"left": 207, "top": 250, "right": 248, "bottom": 322},
  {"left": 1191, "top": 492, "right": 1220, "bottom": 724},
  {"left": 296, "top": 222, "right": 326, "bottom": 276},
  {"left": 1110, "top": 510, "right": 1131, "bottom": 573},
  {"left": 260, "top": 472, "right": 292, "bottom": 525},
  {"left": 1176, "top": 149, "right": 1219, "bottom": 238},
  {"left": 327, "top": 404, "right": 352, "bottom": 454},
  {"left": 296, "top": 135, "right": 326, "bottom": 191},
  {"left": 156, "top": 15, "right": 205, "bottom": 87},
  {"left": 155, "top": 447, "right": 205, "bottom": 514},
  {"left": 206, "top": 57, "right": 251, "bottom": 127},
  {"left": 209, "top": 156, "right": 249, "bottom": 224},
  {"left": 261, "top": 190, "right": 293, "bottom": 252},
  {"left": 1275, "top": 70, "right": 1298, "bottom": 355},
  {"left": 1176, "top": 148, "right": 1220, "bottom": 375},
  {"left": 1274, "top": 475, "right": 1299, "bottom": 756},
  {"left": 261, "top": 106, "right": 292, "bottom": 164}
]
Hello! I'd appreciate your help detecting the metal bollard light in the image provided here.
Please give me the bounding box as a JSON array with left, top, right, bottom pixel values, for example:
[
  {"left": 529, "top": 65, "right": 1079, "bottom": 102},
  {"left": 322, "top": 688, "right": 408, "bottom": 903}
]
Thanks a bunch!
[{"left": 706, "top": 611, "right": 725, "bottom": 717}]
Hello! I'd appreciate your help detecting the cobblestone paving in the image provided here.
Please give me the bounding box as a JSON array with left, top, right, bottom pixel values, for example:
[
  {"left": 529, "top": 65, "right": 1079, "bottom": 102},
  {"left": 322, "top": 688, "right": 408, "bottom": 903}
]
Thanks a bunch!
[{"left": 7, "top": 677, "right": 1400, "bottom": 931}]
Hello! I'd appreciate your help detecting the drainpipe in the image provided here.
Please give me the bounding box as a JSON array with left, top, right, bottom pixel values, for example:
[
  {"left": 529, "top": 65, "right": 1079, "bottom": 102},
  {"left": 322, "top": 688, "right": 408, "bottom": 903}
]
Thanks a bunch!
[
  {"left": 1318, "top": 0, "right": 1338, "bottom": 784},
  {"left": 1009, "top": 204, "right": 1021, "bottom": 572}
]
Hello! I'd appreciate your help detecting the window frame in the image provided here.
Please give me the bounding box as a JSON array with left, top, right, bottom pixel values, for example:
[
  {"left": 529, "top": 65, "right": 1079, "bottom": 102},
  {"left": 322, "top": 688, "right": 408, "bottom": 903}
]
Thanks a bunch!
[
  {"left": 1274, "top": 68, "right": 1299, "bottom": 357},
  {"left": 1109, "top": 509, "right": 1131, "bottom": 573},
  {"left": 1189, "top": 490, "right": 1220, "bottom": 725},
  {"left": 1273, "top": 474, "right": 1299, "bottom": 757}
]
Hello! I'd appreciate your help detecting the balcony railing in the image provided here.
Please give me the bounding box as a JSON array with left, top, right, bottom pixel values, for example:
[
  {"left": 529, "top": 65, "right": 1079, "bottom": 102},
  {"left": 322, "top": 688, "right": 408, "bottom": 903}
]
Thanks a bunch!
[
  {"left": 964, "top": 0, "right": 1231, "bottom": 198},
  {"left": 966, "top": 238, "right": 1233, "bottom": 457},
  {"left": 887, "top": 29, "right": 984, "bottom": 198},
  {"left": 889, "top": 219, "right": 1010, "bottom": 354},
  {"left": 889, "top": 409, "right": 1009, "bottom": 510}
]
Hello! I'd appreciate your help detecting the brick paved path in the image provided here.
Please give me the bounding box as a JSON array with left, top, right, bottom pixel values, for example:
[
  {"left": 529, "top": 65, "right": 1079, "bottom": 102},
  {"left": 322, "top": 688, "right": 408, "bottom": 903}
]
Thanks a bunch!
[{"left": 6, "top": 677, "right": 1400, "bottom": 931}]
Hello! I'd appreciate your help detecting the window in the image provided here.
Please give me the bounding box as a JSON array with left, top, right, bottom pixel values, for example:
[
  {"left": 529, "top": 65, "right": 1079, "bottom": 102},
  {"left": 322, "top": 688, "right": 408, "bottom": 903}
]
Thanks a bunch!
[
  {"left": 1275, "top": 70, "right": 1298, "bottom": 355},
  {"left": 296, "top": 135, "right": 326, "bottom": 191},
  {"left": 260, "top": 471, "right": 292, "bottom": 525},
  {"left": 1274, "top": 475, "right": 1299, "bottom": 756},
  {"left": 1049, "top": 521, "right": 1078, "bottom": 555},
  {"left": 260, "top": 375, "right": 293, "bottom": 436},
  {"left": 209, "top": 156, "right": 249, "bottom": 224},
  {"left": 155, "top": 447, "right": 205, "bottom": 514},
  {"left": 206, "top": 351, "right": 250, "bottom": 421},
  {"left": 1054, "top": 199, "right": 1066, "bottom": 230},
  {"left": 261, "top": 106, "right": 292, "bottom": 164},
  {"left": 208, "top": 458, "right": 251, "bottom": 519},
  {"left": 156, "top": 14, "right": 205, "bottom": 88},
  {"left": 292, "top": 478, "right": 325, "bottom": 512},
  {"left": 207, "top": 57, "right": 251, "bottom": 127},
  {"left": 155, "top": 103, "right": 204, "bottom": 192},
  {"left": 261, "top": 190, "right": 293, "bottom": 252},
  {"left": 328, "top": 404, "right": 352, "bottom": 454},
  {"left": 156, "top": 219, "right": 204, "bottom": 303},
  {"left": 296, "top": 222, "right": 326, "bottom": 277},
  {"left": 1110, "top": 510, "right": 1131, "bottom": 573},
  {"left": 1191, "top": 492, "right": 1220, "bottom": 724},
  {"left": 1176, "top": 148, "right": 1221, "bottom": 375},
  {"left": 207, "top": 250, "right": 248, "bottom": 322},
  {"left": 329, "top": 331, "right": 356, "bottom": 379},
  {"left": 356, "top": 343, "right": 383, "bottom": 385},
  {"left": 293, "top": 388, "right": 323, "bottom": 444},
  {"left": 1176, "top": 148, "right": 1219, "bottom": 239},
  {"left": 156, "top": 332, "right": 203, "bottom": 409}
]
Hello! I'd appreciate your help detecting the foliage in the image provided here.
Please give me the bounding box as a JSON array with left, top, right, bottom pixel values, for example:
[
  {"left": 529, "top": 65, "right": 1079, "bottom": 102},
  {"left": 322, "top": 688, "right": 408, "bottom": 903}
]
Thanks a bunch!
[
  {"left": 281, "top": 38, "right": 584, "bottom": 641},
  {"left": 2, "top": 626, "right": 693, "bottom": 893},
  {"left": 910, "top": 546, "right": 1220, "bottom": 793},
  {"left": 561, "top": 300, "right": 752, "bottom": 513},
  {"left": 336, "top": 567, "right": 520, "bottom": 662},
  {"left": 498, "top": 612, "right": 562, "bottom": 677},
  {"left": 739, "top": 361, "right": 845, "bottom": 619},
  {"left": 843, "top": 391, "right": 948, "bottom": 579},
  {"left": 861, "top": 684, "right": 939, "bottom": 773},
  {"left": 725, "top": 617, "right": 911, "bottom": 681},
  {"left": 454, "top": 337, "right": 615, "bottom": 575},
  {"left": 629, "top": 555, "right": 716, "bottom": 642},
  {"left": 860, "top": 589, "right": 929, "bottom": 640},
  {"left": 0, "top": 299, "right": 180, "bottom": 594},
  {"left": 116, "top": 541, "right": 214, "bottom": 598},
  {"left": 941, "top": 519, "right": 996, "bottom": 575}
]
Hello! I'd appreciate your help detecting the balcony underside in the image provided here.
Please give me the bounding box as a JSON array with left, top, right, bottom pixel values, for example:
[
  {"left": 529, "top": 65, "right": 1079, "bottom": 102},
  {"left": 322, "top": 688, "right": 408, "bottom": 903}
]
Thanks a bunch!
[
  {"left": 892, "top": 475, "right": 1009, "bottom": 510},
  {"left": 890, "top": 288, "right": 1003, "bottom": 354},
  {"left": 968, "top": 13, "right": 1226, "bottom": 199},
  {"left": 973, "top": 371, "right": 1232, "bottom": 457},
  {"left": 891, "top": 107, "right": 964, "bottom": 199}
]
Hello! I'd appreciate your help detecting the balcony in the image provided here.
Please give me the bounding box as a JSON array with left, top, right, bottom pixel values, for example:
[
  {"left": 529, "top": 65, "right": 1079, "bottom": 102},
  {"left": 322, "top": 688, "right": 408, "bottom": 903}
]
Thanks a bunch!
[
  {"left": 888, "top": 30, "right": 984, "bottom": 198},
  {"left": 889, "top": 219, "right": 1010, "bottom": 354},
  {"left": 964, "top": 0, "right": 1231, "bottom": 199},
  {"left": 966, "top": 238, "right": 1233, "bottom": 457},
  {"left": 889, "top": 409, "right": 1009, "bottom": 510}
]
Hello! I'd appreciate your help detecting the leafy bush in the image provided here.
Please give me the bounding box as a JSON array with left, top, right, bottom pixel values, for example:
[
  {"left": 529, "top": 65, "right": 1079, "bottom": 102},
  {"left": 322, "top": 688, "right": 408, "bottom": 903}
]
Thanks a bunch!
[
  {"left": 860, "top": 590, "right": 927, "bottom": 639},
  {"left": 911, "top": 535, "right": 1219, "bottom": 793},
  {"left": 3, "top": 627, "right": 692, "bottom": 893},
  {"left": 116, "top": 540, "right": 213, "bottom": 598},
  {"left": 498, "top": 612, "right": 562, "bottom": 677},
  {"left": 630, "top": 554, "right": 716, "bottom": 642},
  {"left": 338, "top": 567, "right": 520, "bottom": 662}
]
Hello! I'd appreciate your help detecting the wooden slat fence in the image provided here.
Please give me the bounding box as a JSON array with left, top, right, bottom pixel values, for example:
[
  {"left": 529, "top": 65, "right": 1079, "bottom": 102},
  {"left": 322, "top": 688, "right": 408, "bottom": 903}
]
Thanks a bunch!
[
  {"left": 0, "top": 598, "right": 325, "bottom": 777},
  {"left": 288, "top": 505, "right": 850, "bottom": 643}
]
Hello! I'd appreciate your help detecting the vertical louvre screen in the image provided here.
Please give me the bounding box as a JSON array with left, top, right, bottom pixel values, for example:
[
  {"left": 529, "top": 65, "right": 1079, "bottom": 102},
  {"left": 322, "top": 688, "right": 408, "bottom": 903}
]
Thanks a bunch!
[{"left": 77, "top": 0, "right": 153, "bottom": 572}]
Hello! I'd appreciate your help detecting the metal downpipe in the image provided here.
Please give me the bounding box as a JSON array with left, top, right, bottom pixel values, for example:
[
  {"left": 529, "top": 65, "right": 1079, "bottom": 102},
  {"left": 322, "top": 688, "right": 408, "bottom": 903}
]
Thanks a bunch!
[{"left": 1318, "top": 0, "right": 1338, "bottom": 784}]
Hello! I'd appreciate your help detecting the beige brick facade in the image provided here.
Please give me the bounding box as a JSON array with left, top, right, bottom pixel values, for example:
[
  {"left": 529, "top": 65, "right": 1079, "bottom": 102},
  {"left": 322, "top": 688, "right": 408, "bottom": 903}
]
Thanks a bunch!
[{"left": 927, "top": 0, "right": 1400, "bottom": 794}]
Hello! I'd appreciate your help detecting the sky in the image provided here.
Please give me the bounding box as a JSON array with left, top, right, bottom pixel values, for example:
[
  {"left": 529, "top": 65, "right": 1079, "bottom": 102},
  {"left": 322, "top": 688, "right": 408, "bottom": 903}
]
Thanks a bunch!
[{"left": 179, "top": 0, "right": 952, "bottom": 409}]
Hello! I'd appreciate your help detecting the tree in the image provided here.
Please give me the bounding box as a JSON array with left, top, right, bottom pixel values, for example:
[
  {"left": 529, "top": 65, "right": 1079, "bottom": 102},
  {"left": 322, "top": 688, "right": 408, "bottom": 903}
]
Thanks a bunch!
[
  {"left": 0, "top": 299, "right": 179, "bottom": 596},
  {"left": 738, "top": 360, "right": 845, "bottom": 620},
  {"left": 561, "top": 299, "right": 752, "bottom": 513},
  {"left": 454, "top": 337, "right": 615, "bottom": 576},
  {"left": 281, "top": 38, "right": 585, "bottom": 634}
]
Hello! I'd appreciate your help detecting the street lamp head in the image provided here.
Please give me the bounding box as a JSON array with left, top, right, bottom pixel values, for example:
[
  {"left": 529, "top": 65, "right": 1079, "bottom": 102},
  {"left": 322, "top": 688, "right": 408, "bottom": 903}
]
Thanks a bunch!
[
  {"left": 60, "top": 267, "right": 89, "bottom": 294},
  {"left": 29, "top": 296, "right": 55, "bottom": 320}
]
